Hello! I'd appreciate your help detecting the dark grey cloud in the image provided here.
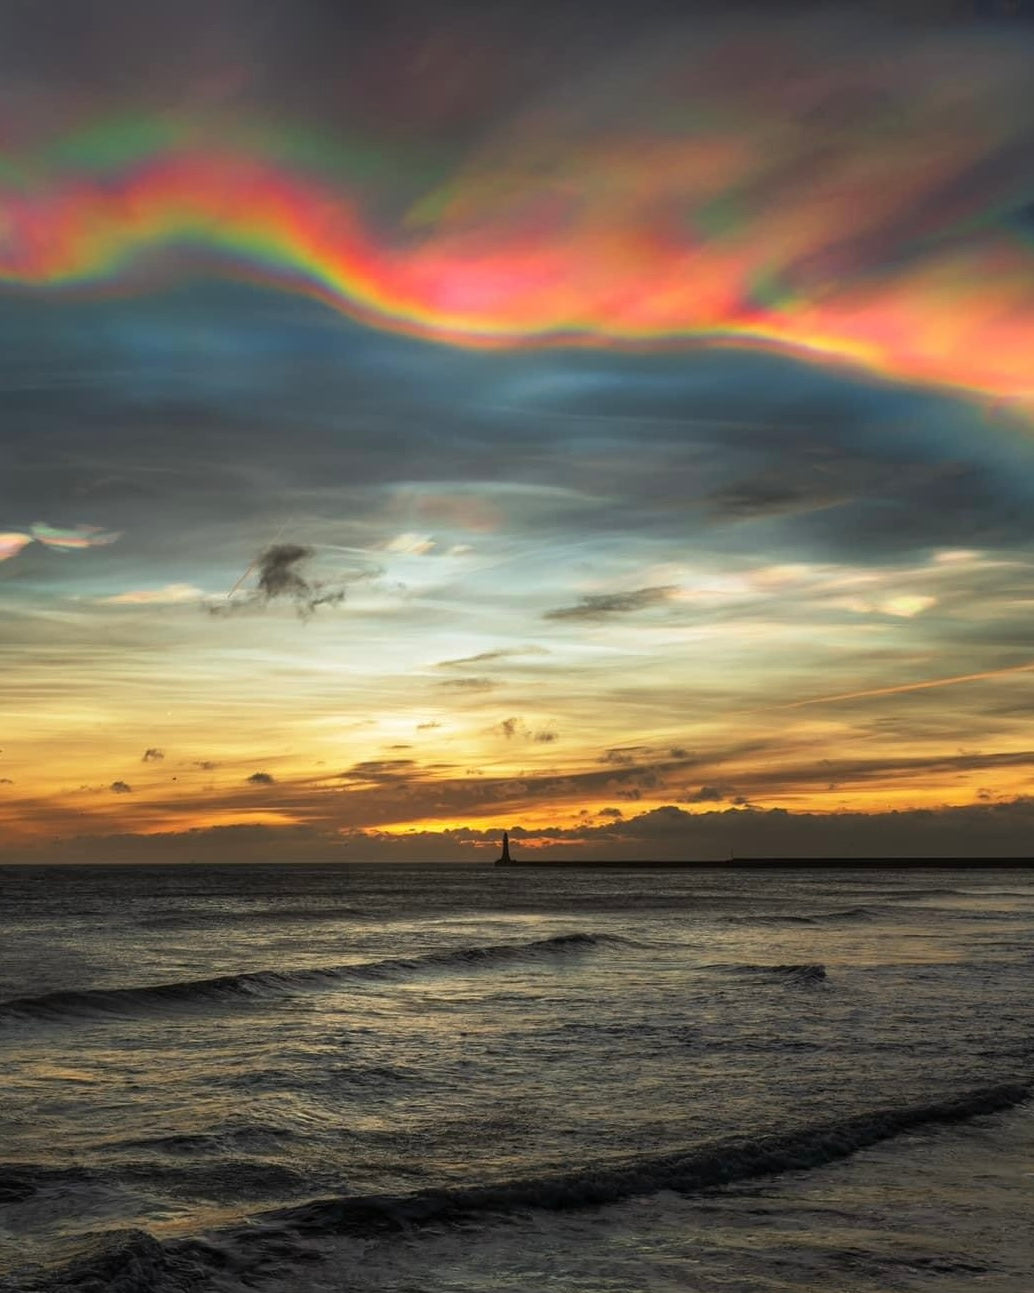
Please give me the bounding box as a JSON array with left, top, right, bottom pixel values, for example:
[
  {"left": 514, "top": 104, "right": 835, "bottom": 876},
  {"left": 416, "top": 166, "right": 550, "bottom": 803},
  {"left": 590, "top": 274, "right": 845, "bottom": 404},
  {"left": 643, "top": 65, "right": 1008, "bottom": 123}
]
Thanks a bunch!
[
  {"left": 545, "top": 586, "right": 677, "bottom": 621},
  {"left": 142, "top": 747, "right": 164, "bottom": 762},
  {"left": 246, "top": 771, "right": 275, "bottom": 785},
  {"left": 256, "top": 543, "right": 312, "bottom": 596},
  {"left": 436, "top": 646, "right": 549, "bottom": 669},
  {"left": 155, "top": 736, "right": 1020, "bottom": 834},
  {"left": 339, "top": 759, "right": 417, "bottom": 783},
  {"left": 496, "top": 717, "right": 558, "bottom": 741},
  {"left": 437, "top": 677, "right": 497, "bottom": 691},
  {"left": 686, "top": 785, "right": 728, "bottom": 802},
  {"left": 253, "top": 543, "right": 345, "bottom": 617},
  {"left": 110, "top": 780, "right": 133, "bottom": 793},
  {"left": 5, "top": 308, "right": 1030, "bottom": 606},
  {"left": 705, "top": 474, "right": 850, "bottom": 522},
  {"left": 602, "top": 746, "right": 650, "bottom": 766},
  {"left": 15, "top": 796, "right": 1034, "bottom": 864}
]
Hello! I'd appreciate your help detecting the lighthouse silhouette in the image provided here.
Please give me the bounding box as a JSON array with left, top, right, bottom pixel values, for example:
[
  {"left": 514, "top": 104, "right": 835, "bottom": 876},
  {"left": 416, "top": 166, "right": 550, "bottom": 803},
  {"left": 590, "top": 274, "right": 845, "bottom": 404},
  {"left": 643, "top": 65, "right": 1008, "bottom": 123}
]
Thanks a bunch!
[{"left": 494, "top": 831, "right": 514, "bottom": 866}]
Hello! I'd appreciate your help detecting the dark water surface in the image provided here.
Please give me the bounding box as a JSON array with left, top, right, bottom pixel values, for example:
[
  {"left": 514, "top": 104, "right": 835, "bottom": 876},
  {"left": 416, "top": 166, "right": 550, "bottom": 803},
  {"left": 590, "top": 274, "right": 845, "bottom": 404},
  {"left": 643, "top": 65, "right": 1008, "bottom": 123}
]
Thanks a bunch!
[{"left": 1, "top": 863, "right": 1031, "bottom": 1291}]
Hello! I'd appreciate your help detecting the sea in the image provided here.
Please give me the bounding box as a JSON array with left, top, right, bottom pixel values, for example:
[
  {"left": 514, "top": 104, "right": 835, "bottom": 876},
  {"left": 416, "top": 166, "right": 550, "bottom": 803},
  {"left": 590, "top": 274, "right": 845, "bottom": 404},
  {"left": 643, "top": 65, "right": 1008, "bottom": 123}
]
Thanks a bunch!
[{"left": 0, "top": 862, "right": 1032, "bottom": 1292}]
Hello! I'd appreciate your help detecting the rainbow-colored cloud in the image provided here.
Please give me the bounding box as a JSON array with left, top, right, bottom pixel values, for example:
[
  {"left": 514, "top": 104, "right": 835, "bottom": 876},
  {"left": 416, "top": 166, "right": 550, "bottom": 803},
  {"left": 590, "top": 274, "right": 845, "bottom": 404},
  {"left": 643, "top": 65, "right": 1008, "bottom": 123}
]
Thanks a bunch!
[
  {"left": 1, "top": 25, "right": 1032, "bottom": 408},
  {"left": 0, "top": 524, "right": 122, "bottom": 561}
]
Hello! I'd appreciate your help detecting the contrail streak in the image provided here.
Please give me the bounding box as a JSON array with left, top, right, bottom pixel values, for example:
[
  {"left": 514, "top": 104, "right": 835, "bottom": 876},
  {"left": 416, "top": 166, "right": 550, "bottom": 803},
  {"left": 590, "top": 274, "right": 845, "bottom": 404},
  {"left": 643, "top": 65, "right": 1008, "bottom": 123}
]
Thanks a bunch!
[{"left": 776, "top": 661, "right": 1034, "bottom": 710}]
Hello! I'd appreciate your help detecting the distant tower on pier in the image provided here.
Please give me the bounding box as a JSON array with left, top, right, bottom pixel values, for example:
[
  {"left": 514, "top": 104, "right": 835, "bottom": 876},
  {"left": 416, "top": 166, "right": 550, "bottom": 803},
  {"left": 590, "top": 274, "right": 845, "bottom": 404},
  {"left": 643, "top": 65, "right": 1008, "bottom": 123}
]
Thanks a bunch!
[{"left": 495, "top": 831, "right": 514, "bottom": 866}]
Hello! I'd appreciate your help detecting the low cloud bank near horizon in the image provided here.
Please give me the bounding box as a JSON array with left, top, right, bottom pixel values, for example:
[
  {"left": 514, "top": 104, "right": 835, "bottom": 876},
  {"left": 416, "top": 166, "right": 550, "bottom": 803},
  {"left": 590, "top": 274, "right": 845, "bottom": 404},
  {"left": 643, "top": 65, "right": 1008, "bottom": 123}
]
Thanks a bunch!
[{"left": 6, "top": 798, "right": 1034, "bottom": 864}]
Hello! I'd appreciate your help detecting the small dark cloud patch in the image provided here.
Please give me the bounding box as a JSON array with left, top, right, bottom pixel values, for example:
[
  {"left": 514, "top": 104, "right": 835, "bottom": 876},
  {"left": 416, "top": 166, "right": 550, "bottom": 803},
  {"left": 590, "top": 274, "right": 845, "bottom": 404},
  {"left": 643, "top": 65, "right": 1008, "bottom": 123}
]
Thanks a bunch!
[
  {"left": 110, "top": 780, "right": 133, "bottom": 794},
  {"left": 339, "top": 759, "right": 418, "bottom": 785},
  {"left": 142, "top": 748, "right": 164, "bottom": 762},
  {"left": 545, "top": 586, "right": 677, "bottom": 621},
  {"left": 669, "top": 747, "right": 689, "bottom": 759},
  {"left": 0, "top": 778, "right": 13, "bottom": 785},
  {"left": 436, "top": 646, "right": 548, "bottom": 669},
  {"left": 389, "top": 744, "right": 412, "bottom": 749},
  {"left": 437, "top": 677, "right": 496, "bottom": 691},
  {"left": 193, "top": 760, "right": 218, "bottom": 771},
  {"left": 417, "top": 721, "right": 441, "bottom": 730},
  {"left": 247, "top": 772, "right": 275, "bottom": 785},
  {"left": 705, "top": 474, "right": 848, "bottom": 522},
  {"left": 686, "top": 785, "right": 728, "bottom": 802},
  {"left": 213, "top": 544, "right": 362, "bottom": 620},
  {"left": 602, "top": 746, "right": 648, "bottom": 766},
  {"left": 497, "top": 717, "right": 558, "bottom": 743},
  {"left": 599, "top": 807, "right": 623, "bottom": 818}
]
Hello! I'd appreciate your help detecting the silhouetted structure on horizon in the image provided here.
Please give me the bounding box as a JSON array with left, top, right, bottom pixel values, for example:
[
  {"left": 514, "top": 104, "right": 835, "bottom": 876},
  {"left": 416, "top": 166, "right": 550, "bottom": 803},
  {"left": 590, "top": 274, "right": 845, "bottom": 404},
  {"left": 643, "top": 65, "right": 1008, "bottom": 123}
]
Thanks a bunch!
[{"left": 494, "top": 831, "right": 514, "bottom": 866}]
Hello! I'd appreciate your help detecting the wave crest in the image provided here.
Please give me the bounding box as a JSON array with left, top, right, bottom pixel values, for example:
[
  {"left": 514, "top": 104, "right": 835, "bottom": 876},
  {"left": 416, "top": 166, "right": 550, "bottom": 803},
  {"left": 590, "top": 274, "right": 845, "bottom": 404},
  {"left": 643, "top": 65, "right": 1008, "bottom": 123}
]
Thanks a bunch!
[
  {"left": 0, "top": 933, "right": 622, "bottom": 1028},
  {"left": 16, "top": 1083, "right": 1029, "bottom": 1291},
  {"left": 272, "top": 1082, "right": 1029, "bottom": 1234}
]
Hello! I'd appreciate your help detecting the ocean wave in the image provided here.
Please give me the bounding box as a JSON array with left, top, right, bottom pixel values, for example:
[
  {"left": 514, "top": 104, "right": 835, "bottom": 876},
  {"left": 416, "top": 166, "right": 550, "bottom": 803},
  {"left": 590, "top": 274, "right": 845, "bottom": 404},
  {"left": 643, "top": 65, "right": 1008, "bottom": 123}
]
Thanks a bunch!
[
  {"left": 0, "top": 933, "right": 623, "bottom": 1028},
  {"left": 136, "top": 905, "right": 364, "bottom": 930},
  {"left": 816, "top": 905, "right": 889, "bottom": 922},
  {"left": 881, "top": 887, "right": 966, "bottom": 898},
  {"left": 16, "top": 1083, "right": 1029, "bottom": 1291},
  {"left": 1, "top": 1153, "right": 310, "bottom": 1207},
  {"left": 269, "top": 1082, "right": 1028, "bottom": 1233},
  {"left": 718, "top": 914, "right": 819, "bottom": 925},
  {"left": 114, "top": 1124, "right": 300, "bottom": 1155},
  {"left": 13, "top": 1229, "right": 203, "bottom": 1293},
  {"left": 709, "top": 963, "right": 828, "bottom": 984}
]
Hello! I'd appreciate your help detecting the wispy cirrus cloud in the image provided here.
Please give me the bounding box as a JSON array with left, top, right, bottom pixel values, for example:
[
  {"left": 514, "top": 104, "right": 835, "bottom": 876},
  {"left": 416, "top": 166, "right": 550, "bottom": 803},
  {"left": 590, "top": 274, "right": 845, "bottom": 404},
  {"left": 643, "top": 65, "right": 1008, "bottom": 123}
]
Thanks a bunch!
[
  {"left": 436, "top": 646, "right": 548, "bottom": 669},
  {"left": 544, "top": 585, "right": 678, "bottom": 621},
  {"left": 100, "top": 584, "right": 204, "bottom": 605}
]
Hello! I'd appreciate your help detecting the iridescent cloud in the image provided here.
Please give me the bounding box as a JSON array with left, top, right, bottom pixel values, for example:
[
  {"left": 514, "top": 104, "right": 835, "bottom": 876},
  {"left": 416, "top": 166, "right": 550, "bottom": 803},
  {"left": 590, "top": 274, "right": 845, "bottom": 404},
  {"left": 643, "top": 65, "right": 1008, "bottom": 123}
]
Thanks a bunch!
[
  {"left": 0, "top": 22, "right": 1032, "bottom": 408},
  {"left": 0, "top": 524, "right": 121, "bottom": 560},
  {"left": 30, "top": 523, "right": 122, "bottom": 551},
  {"left": 0, "top": 532, "right": 32, "bottom": 562}
]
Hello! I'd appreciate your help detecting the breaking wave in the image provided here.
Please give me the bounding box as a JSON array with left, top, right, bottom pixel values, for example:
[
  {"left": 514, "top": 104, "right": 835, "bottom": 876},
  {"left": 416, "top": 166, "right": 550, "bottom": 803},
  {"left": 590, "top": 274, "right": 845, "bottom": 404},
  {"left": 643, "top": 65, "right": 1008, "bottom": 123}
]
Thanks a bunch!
[
  {"left": 265, "top": 1082, "right": 1030, "bottom": 1231},
  {"left": 816, "top": 905, "right": 890, "bottom": 922},
  {"left": 14, "top": 1084, "right": 1029, "bottom": 1291},
  {"left": 0, "top": 933, "right": 622, "bottom": 1028}
]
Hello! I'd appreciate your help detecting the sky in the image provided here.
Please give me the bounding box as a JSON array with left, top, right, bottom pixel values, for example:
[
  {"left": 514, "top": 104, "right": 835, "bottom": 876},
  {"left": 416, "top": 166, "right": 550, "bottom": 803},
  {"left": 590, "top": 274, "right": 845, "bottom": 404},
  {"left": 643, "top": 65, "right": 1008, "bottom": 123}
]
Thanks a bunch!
[{"left": 3, "top": 0, "right": 1034, "bottom": 862}]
